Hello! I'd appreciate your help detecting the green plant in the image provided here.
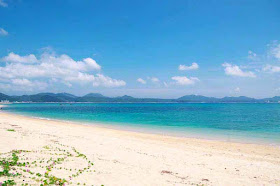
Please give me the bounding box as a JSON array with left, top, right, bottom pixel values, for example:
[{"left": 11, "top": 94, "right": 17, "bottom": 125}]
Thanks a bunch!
[
  {"left": 0, "top": 144, "right": 95, "bottom": 185},
  {"left": 2, "top": 179, "right": 16, "bottom": 186}
]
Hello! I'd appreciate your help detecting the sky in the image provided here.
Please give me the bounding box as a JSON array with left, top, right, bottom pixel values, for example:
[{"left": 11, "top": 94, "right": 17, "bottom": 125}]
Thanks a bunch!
[{"left": 0, "top": 0, "right": 280, "bottom": 98}]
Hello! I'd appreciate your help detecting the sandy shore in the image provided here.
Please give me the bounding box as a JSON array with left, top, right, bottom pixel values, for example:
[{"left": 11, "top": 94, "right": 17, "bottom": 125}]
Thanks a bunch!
[{"left": 0, "top": 110, "right": 280, "bottom": 185}]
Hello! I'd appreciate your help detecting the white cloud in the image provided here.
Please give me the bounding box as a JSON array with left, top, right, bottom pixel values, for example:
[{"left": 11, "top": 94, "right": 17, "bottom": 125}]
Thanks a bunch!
[
  {"left": 269, "top": 42, "right": 280, "bottom": 60},
  {"left": 2, "top": 52, "right": 38, "bottom": 63},
  {"left": 222, "top": 63, "right": 256, "bottom": 78},
  {"left": 92, "top": 74, "right": 126, "bottom": 87},
  {"left": 171, "top": 76, "right": 199, "bottom": 86},
  {"left": 0, "top": 51, "right": 126, "bottom": 91},
  {"left": 234, "top": 87, "right": 240, "bottom": 93},
  {"left": 150, "top": 77, "right": 159, "bottom": 83},
  {"left": 65, "top": 72, "right": 95, "bottom": 83},
  {"left": 0, "top": 28, "right": 8, "bottom": 36},
  {"left": 248, "top": 50, "right": 257, "bottom": 60},
  {"left": 39, "top": 53, "right": 101, "bottom": 71},
  {"left": 178, "top": 63, "right": 199, "bottom": 71},
  {"left": 0, "top": 0, "right": 7, "bottom": 7},
  {"left": 83, "top": 58, "right": 101, "bottom": 70},
  {"left": 137, "top": 78, "right": 146, "bottom": 84},
  {"left": 12, "top": 78, "right": 33, "bottom": 87},
  {"left": 275, "top": 88, "right": 280, "bottom": 92},
  {"left": 63, "top": 81, "right": 72, "bottom": 88},
  {"left": 263, "top": 65, "right": 280, "bottom": 73},
  {"left": 0, "top": 79, "right": 48, "bottom": 92}
]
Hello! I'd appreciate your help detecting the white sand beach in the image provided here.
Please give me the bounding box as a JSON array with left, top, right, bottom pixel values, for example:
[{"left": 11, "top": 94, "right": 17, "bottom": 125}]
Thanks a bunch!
[{"left": 0, "top": 109, "right": 280, "bottom": 186}]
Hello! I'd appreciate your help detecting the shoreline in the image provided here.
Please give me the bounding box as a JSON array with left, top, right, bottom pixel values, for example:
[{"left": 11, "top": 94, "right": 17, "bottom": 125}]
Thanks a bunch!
[
  {"left": 1, "top": 110, "right": 280, "bottom": 155},
  {"left": 2, "top": 107, "right": 280, "bottom": 146},
  {"left": 0, "top": 110, "right": 270, "bottom": 146},
  {"left": 1, "top": 107, "right": 280, "bottom": 185}
]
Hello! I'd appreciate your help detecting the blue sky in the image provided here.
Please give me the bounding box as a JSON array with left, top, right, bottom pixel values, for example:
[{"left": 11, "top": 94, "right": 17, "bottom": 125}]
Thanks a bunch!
[{"left": 0, "top": 0, "right": 280, "bottom": 98}]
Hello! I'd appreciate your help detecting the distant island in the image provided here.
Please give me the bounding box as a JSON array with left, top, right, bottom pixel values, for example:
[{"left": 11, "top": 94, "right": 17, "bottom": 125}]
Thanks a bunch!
[{"left": 1, "top": 92, "right": 280, "bottom": 103}]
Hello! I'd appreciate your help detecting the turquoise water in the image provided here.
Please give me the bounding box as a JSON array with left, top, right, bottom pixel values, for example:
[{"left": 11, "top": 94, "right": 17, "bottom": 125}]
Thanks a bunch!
[{"left": 3, "top": 103, "right": 280, "bottom": 145}]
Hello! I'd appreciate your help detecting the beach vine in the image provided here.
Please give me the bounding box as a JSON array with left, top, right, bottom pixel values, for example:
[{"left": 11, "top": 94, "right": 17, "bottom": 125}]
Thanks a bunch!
[{"left": 0, "top": 143, "right": 98, "bottom": 186}]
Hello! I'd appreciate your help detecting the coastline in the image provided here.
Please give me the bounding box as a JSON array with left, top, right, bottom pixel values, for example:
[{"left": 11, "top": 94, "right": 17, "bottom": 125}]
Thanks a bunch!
[
  {"left": 0, "top": 108, "right": 280, "bottom": 185},
  {"left": 2, "top": 103, "right": 280, "bottom": 146},
  {"left": 3, "top": 108, "right": 280, "bottom": 147}
]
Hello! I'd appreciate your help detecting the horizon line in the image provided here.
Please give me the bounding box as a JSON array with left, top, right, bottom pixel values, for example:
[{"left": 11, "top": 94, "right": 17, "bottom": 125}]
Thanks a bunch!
[{"left": 1, "top": 92, "right": 279, "bottom": 100}]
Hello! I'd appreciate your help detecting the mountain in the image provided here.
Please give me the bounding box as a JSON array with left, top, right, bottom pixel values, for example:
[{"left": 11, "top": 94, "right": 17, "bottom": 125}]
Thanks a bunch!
[
  {"left": 113, "top": 95, "right": 135, "bottom": 101},
  {"left": 0, "top": 93, "right": 11, "bottom": 101},
  {"left": 56, "top": 93, "right": 77, "bottom": 98},
  {"left": 83, "top": 93, "right": 106, "bottom": 98},
  {"left": 117, "top": 95, "right": 134, "bottom": 99},
  {"left": 260, "top": 96, "right": 280, "bottom": 103},
  {"left": 1, "top": 92, "right": 280, "bottom": 103},
  {"left": 8, "top": 93, "right": 77, "bottom": 102},
  {"left": 55, "top": 93, "right": 77, "bottom": 102},
  {"left": 76, "top": 93, "right": 110, "bottom": 102},
  {"left": 219, "top": 96, "right": 257, "bottom": 103},
  {"left": 178, "top": 95, "right": 219, "bottom": 102}
]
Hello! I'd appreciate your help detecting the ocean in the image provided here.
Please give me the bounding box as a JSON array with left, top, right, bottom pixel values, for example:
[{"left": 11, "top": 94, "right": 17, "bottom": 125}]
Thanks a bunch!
[{"left": 3, "top": 103, "right": 280, "bottom": 145}]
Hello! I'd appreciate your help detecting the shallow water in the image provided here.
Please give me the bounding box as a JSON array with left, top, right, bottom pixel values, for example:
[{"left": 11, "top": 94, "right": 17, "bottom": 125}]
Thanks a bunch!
[{"left": 3, "top": 103, "right": 280, "bottom": 145}]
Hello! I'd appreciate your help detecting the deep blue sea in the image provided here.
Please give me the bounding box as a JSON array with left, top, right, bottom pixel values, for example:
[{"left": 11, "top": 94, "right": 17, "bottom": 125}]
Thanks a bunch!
[{"left": 3, "top": 103, "right": 280, "bottom": 145}]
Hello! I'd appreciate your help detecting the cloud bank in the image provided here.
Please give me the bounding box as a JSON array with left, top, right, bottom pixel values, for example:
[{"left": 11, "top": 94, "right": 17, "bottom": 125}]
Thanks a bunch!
[
  {"left": 150, "top": 77, "right": 159, "bottom": 83},
  {"left": 0, "top": 28, "right": 8, "bottom": 36},
  {"left": 178, "top": 62, "right": 199, "bottom": 71},
  {"left": 222, "top": 63, "right": 256, "bottom": 78},
  {"left": 137, "top": 78, "right": 146, "bottom": 84},
  {"left": 0, "top": 52, "right": 126, "bottom": 91},
  {"left": 171, "top": 76, "right": 199, "bottom": 85},
  {"left": 269, "top": 42, "right": 280, "bottom": 60},
  {"left": 263, "top": 65, "right": 280, "bottom": 73},
  {"left": 2, "top": 52, "right": 38, "bottom": 63}
]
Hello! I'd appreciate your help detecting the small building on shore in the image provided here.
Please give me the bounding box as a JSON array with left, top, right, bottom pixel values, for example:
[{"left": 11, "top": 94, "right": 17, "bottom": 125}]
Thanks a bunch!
[{"left": 0, "top": 100, "right": 11, "bottom": 104}]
